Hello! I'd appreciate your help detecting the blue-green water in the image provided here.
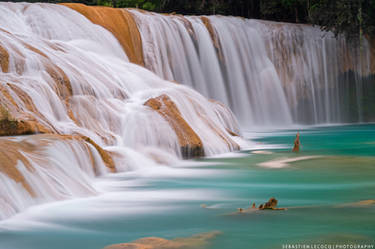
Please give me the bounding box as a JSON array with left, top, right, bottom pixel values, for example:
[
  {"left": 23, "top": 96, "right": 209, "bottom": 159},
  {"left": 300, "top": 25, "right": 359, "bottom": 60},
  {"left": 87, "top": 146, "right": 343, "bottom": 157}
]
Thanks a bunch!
[{"left": 0, "top": 124, "right": 374, "bottom": 249}]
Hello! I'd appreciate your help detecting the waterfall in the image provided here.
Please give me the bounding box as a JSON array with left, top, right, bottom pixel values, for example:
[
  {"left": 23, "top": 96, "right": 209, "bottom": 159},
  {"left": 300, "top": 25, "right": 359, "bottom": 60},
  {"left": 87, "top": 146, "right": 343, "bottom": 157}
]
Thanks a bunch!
[
  {"left": 0, "top": 2, "right": 373, "bottom": 220},
  {"left": 252, "top": 20, "right": 373, "bottom": 124},
  {"left": 130, "top": 11, "right": 374, "bottom": 125},
  {"left": 0, "top": 3, "right": 242, "bottom": 219},
  {"left": 0, "top": 135, "right": 107, "bottom": 220}
]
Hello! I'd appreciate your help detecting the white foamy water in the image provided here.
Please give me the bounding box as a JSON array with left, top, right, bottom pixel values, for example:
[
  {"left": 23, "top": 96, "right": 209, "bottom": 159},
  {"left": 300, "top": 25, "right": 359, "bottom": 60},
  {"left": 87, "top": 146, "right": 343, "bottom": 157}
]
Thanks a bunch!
[
  {"left": 130, "top": 11, "right": 373, "bottom": 126},
  {"left": 0, "top": 136, "right": 106, "bottom": 220},
  {"left": 1, "top": 2, "right": 371, "bottom": 221},
  {"left": 258, "top": 155, "right": 324, "bottom": 168},
  {"left": 0, "top": 3, "right": 244, "bottom": 219}
]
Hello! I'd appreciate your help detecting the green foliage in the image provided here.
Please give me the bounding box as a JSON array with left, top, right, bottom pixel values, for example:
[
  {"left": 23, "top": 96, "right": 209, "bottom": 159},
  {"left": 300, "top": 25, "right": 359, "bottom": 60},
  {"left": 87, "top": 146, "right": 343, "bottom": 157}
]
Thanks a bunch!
[
  {"left": 310, "top": 0, "right": 375, "bottom": 40},
  {"left": 1, "top": 0, "right": 374, "bottom": 39}
]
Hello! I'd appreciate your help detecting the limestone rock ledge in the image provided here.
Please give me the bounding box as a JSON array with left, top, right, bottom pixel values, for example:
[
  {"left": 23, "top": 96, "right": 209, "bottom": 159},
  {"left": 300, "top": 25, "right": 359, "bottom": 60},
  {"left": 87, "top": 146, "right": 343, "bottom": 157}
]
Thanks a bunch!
[
  {"left": 0, "top": 134, "right": 114, "bottom": 184},
  {"left": 145, "top": 94, "right": 205, "bottom": 158},
  {"left": 61, "top": 3, "right": 144, "bottom": 66},
  {"left": 0, "top": 134, "right": 117, "bottom": 219},
  {"left": 103, "top": 231, "right": 221, "bottom": 249},
  {"left": 0, "top": 43, "right": 9, "bottom": 73},
  {"left": 0, "top": 111, "right": 51, "bottom": 136},
  {"left": 0, "top": 134, "right": 114, "bottom": 197}
]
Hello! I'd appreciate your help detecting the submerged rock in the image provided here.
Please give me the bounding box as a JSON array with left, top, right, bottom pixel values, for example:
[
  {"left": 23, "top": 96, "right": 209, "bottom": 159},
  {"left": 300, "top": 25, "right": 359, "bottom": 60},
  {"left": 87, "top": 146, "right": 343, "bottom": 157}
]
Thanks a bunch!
[
  {"left": 229, "top": 197, "right": 286, "bottom": 215},
  {"left": 260, "top": 197, "right": 278, "bottom": 209},
  {"left": 339, "top": 199, "right": 375, "bottom": 207},
  {"left": 103, "top": 231, "right": 221, "bottom": 249},
  {"left": 353, "top": 200, "right": 375, "bottom": 206},
  {"left": 259, "top": 197, "right": 286, "bottom": 210}
]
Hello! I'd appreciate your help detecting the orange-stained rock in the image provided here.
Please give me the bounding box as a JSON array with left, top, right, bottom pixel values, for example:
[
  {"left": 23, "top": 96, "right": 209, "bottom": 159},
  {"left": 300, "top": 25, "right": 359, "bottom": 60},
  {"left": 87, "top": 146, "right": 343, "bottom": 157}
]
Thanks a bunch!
[
  {"left": 292, "top": 132, "right": 300, "bottom": 152},
  {"left": 80, "top": 135, "right": 116, "bottom": 172},
  {"left": 0, "top": 118, "right": 49, "bottom": 136},
  {"left": 0, "top": 139, "right": 37, "bottom": 196},
  {"left": 226, "top": 129, "right": 239, "bottom": 137},
  {"left": 55, "top": 134, "right": 116, "bottom": 173},
  {"left": 176, "top": 15, "right": 196, "bottom": 40},
  {"left": 62, "top": 3, "right": 144, "bottom": 66},
  {"left": 262, "top": 197, "right": 278, "bottom": 209},
  {"left": 344, "top": 199, "right": 375, "bottom": 207},
  {"left": 0, "top": 134, "right": 116, "bottom": 195},
  {"left": 0, "top": 44, "right": 9, "bottom": 73},
  {"left": 257, "top": 197, "right": 286, "bottom": 211},
  {"left": 145, "top": 94, "right": 204, "bottom": 158},
  {"left": 22, "top": 39, "right": 73, "bottom": 99},
  {"left": 0, "top": 83, "right": 53, "bottom": 135},
  {"left": 0, "top": 36, "right": 74, "bottom": 135},
  {"left": 201, "top": 17, "right": 223, "bottom": 61},
  {"left": 45, "top": 64, "right": 73, "bottom": 99},
  {"left": 23, "top": 43, "right": 48, "bottom": 58},
  {"left": 19, "top": 41, "right": 73, "bottom": 98},
  {"left": 103, "top": 231, "right": 221, "bottom": 249}
]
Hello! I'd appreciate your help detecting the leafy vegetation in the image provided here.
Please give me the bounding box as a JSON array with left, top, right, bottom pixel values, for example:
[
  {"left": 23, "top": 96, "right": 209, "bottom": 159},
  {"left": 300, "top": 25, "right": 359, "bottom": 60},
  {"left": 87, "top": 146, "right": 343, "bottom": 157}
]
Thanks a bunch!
[
  {"left": 310, "top": 0, "right": 375, "bottom": 40},
  {"left": 1, "top": 0, "right": 374, "bottom": 40}
]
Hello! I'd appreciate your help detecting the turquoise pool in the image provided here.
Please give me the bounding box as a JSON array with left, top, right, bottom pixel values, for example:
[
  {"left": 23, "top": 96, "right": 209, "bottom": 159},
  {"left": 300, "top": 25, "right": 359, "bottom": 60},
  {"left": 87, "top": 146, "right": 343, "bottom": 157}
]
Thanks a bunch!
[{"left": 0, "top": 124, "right": 374, "bottom": 249}]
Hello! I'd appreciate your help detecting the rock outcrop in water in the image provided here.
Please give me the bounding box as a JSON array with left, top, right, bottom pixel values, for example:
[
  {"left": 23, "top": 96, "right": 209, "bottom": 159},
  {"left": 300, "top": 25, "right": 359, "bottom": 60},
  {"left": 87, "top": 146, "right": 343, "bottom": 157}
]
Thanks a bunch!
[
  {"left": 259, "top": 197, "right": 279, "bottom": 210},
  {"left": 103, "top": 231, "right": 221, "bottom": 249},
  {"left": 145, "top": 94, "right": 204, "bottom": 158}
]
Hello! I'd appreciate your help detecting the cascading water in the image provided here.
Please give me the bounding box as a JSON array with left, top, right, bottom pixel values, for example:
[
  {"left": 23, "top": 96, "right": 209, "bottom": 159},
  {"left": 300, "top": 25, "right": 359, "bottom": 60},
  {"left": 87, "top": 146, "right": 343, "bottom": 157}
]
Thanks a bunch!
[
  {"left": 252, "top": 20, "right": 373, "bottom": 124},
  {"left": 130, "top": 11, "right": 293, "bottom": 127},
  {"left": 0, "top": 135, "right": 107, "bottom": 220},
  {"left": 0, "top": 3, "right": 243, "bottom": 219},
  {"left": 130, "top": 11, "right": 374, "bottom": 125},
  {"left": 0, "top": 2, "right": 373, "bottom": 221}
]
